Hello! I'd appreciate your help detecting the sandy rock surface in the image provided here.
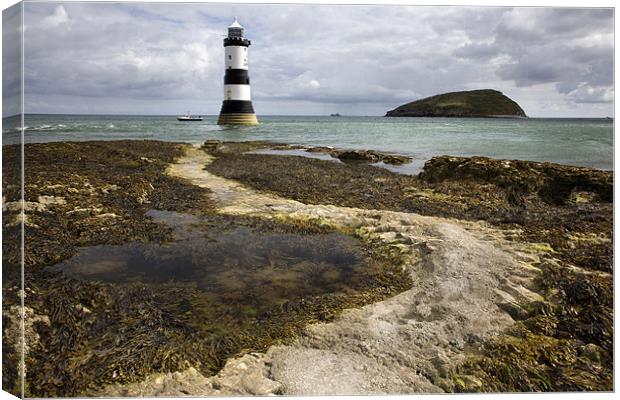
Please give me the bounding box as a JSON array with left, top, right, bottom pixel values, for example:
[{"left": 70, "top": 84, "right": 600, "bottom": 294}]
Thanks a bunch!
[
  {"left": 95, "top": 353, "right": 281, "bottom": 397},
  {"left": 97, "top": 146, "right": 544, "bottom": 396}
]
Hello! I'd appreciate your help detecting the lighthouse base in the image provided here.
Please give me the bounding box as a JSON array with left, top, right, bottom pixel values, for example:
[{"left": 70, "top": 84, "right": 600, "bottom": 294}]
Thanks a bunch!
[
  {"left": 217, "top": 100, "right": 258, "bottom": 125},
  {"left": 217, "top": 113, "right": 259, "bottom": 126}
]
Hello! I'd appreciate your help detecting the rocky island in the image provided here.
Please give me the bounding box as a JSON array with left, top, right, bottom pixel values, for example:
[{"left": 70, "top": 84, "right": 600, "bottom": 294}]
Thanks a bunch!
[{"left": 385, "top": 89, "right": 527, "bottom": 118}]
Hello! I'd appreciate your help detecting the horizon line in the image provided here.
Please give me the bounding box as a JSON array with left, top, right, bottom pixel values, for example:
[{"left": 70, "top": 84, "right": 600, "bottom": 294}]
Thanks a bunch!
[{"left": 2, "top": 113, "right": 614, "bottom": 119}]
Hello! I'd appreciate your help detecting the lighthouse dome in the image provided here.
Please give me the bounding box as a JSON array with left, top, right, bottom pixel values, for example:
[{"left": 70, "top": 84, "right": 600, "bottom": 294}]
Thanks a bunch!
[
  {"left": 229, "top": 17, "right": 243, "bottom": 29},
  {"left": 228, "top": 17, "right": 244, "bottom": 38}
]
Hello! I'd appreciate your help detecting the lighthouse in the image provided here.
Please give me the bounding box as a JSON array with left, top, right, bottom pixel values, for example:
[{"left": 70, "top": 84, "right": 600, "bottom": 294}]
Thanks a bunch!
[{"left": 217, "top": 17, "right": 258, "bottom": 125}]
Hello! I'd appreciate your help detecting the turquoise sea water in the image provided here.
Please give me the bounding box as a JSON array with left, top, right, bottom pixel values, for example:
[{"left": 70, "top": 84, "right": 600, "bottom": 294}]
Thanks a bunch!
[{"left": 2, "top": 114, "right": 614, "bottom": 170}]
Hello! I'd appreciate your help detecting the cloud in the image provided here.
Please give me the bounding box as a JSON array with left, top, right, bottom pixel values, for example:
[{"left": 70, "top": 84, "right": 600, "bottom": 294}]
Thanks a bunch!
[
  {"left": 24, "top": 3, "right": 223, "bottom": 103},
  {"left": 16, "top": 2, "right": 614, "bottom": 117},
  {"left": 566, "top": 84, "right": 614, "bottom": 104},
  {"left": 453, "top": 8, "right": 613, "bottom": 106},
  {"left": 453, "top": 42, "right": 500, "bottom": 61},
  {"left": 43, "top": 5, "right": 68, "bottom": 27},
  {"left": 2, "top": 3, "right": 22, "bottom": 117}
]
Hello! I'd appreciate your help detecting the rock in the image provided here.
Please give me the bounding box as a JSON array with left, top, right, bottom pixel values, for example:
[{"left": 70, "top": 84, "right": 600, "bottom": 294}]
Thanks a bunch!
[
  {"left": 381, "top": 155, "right": 412, "bottom": 165},
  {"left": 306, "top": 146, "right": 334, "bottom": 153},
  {"left": 271, "top": 144, "right": 303, "bottom": 150},
  {"left": 201, "top": 140, "right": 222, "bottom": 152},
  {"left": 377, "top": 231, "right": 398, "bottom": 242},
  {"left": 334, "top": 150, "right": 382, "bottom": 163},
  {"left": 66, "top": 206, "right": 103, "bottom": 216},
  {"left": 429, "top": 351, "right": 451, "bottom": 377},
  {"left": 4, "top": 201, "right": 46, "bottom": 212},
  {"left": 498, "top": 301, "right": 529, "bottom": 321},
  {"left": 454, "top": 375, "right": 483, "bottom": 392},
  {"left": 385, "top": 89, "right": 527, "bottom": 118},
  {"left": 4, "top": 306, "right": 50, "bottom": 388},
  {"left": 100, "top": 184, "right": 119, "bottom": 194},
  {"left": 419, "top": 155, "right": 612, "bottom": 205},
  {"left": 37, "top": 195, "right": 66, "bottom": 207},
  {"left": 309, "top": 147, "right": 411, "bottom": 165},
  {"left": 93, "top": 367, "right": 213, "bottom": 397},
  {"left": 494, "top": 289, "right": 529, "bottom": 320},
  {"left": 212, "top": 353, "right": 282, "bottom": 395},
  {"left": 569, "top": 191, "right": 597, "bottom": 204},
  {"left": 97, "top": 213, "right": 118, "bottom": 219},
  {"left": 96, "top": 353, "right": 282, "bottom": 397},
  {"left": 344, "top": 217, "right": 366, "bottom": 229}
]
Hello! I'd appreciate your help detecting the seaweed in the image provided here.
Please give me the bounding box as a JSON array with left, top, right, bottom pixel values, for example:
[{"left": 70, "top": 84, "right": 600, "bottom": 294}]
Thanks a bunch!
[
  {"left": 22, "top": 221, "right": 412, "bottom": 396},
  {"left": 439, "top": 259, "right": 613, "bottom": 392},
  {"left": 3, "top": 140, "right": 613, "bottom": 395},
  {"left": 1, "top": 141, "right": 415, "bottom": 397},
  {"left": 202, "top": 142, "right": 613, "bottom": 393}
]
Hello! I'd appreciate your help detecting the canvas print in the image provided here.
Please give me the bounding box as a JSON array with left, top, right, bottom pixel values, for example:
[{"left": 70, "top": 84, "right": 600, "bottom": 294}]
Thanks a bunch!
[{"left": 1, "top": 1, "right": 614, "bottom": 397}]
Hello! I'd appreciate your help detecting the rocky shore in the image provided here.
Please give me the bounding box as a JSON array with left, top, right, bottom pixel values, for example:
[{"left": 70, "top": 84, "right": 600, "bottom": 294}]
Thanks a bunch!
[{"left": 2, "top": 139, "right": 612, "bottom": 396}]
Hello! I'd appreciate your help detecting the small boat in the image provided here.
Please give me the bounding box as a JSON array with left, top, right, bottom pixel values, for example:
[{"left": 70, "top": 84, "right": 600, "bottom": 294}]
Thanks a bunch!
[
  {"left": 177, "top": 112, "right": 203, "bottom": 121},
  {"left": 330, "top": 113, "right": 341, "bottom": 117}
]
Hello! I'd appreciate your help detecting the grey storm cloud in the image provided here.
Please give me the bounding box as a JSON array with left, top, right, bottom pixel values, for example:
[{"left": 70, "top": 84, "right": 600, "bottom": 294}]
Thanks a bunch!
[
  {"left": 3, "top": 2, "right": 614, "bottom": 117},
  {"left": 453, "top": 8, "right": 613, "bottom": 105}
]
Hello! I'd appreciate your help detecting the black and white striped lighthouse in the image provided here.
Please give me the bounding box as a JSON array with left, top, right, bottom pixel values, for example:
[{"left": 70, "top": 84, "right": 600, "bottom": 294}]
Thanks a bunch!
[{"left": 217, "top": 17, "right": 258, "bottom": 125}]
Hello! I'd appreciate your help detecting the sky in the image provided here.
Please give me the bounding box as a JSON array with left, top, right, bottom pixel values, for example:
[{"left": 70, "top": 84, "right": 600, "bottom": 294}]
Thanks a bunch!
[{"left": 2, "top": 1, "right": 615, "bottom": 117}]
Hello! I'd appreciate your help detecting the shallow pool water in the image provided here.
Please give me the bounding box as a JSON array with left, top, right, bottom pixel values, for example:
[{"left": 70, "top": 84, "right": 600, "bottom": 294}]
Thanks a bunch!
[{"left": 49, "top": 210, "right": 373, "bottom": 313}]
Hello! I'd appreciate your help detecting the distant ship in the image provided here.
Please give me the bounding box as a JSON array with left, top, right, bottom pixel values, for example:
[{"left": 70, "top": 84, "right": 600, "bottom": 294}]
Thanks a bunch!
[
  {"left": 177, "top": 112, "right": 203, "bottom": 121},
  {"left": 330, "top": 113, "right": 341, "bottom": 117}
]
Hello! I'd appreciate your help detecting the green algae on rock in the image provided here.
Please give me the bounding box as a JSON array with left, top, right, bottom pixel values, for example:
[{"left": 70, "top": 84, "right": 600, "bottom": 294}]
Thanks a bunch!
[
  {"left": 332, "top": 149, "right": 412, "bottom": 165},
  {"left": 26, "top": 216, "right": 412, "bottom": 397},
  {"left": 205, "top": 146, "right": 611, "bottom": 231},
  {"left": 201, "top": 140, "right": 612, "bottom": 393},
  {"left": 2, "top": 141, "right": 413, "bottom": 397},
  {"left": 439, "top": 259, "right": 612, "bottom": 392},
  {"left": 2, "top": 140, "right": 215, "bottom": 396},
  {"left": 3, "top": 140, "right": 215, "bottom": 268},
  {"left": 419, "top": 155, "right": 612, "bottom": 205},
  {"left": 3, "top": 139, "right": 613, "bottom": 395}
]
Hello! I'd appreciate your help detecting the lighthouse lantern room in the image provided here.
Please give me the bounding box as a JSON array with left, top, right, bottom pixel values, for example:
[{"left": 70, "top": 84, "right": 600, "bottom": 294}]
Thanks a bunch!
[{"left": 217, "top": 17, "right": 258, "bottom": 125}]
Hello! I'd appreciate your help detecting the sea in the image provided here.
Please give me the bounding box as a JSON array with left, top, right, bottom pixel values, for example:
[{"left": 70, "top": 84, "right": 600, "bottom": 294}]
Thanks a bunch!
[{"left": 2, "top": 114, "right": 614, "bottom": 171}]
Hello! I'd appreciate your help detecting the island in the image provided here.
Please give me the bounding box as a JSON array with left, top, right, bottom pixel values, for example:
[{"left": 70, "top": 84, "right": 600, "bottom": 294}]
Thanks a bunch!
[{"left": 385, "top": 89, "right": 527, "bottom": 118}]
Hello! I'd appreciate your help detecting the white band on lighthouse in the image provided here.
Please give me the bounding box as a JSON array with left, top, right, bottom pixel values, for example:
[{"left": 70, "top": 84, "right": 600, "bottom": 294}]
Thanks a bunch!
[
  {"left": 224, "top": 84, "right": 251, "bottom": 101},
  {"left": 225, "top": 46, "right": 248, "bottom": 70}
]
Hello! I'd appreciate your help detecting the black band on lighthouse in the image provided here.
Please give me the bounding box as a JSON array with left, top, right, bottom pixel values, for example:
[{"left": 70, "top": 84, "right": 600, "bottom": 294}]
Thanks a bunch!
[
  {"left": 224, "top": 38, "right": 251, "bottom": 47},
  {"left": 224, "top": 69, "right": 250, "bottom": 84},
  {"left": 220, "top": 100, "right": 255, "bottom": 114}
]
